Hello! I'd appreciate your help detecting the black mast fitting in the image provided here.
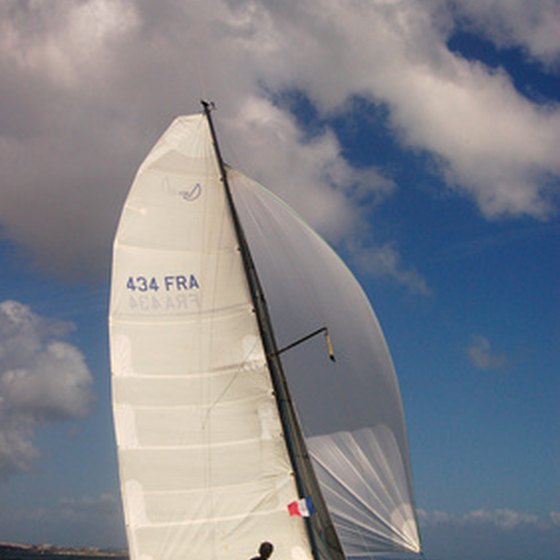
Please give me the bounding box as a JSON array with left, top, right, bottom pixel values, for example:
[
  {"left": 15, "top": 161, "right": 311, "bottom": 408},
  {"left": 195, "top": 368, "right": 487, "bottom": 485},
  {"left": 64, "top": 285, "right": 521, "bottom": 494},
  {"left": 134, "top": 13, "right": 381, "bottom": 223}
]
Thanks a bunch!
[{"left": 272, "top": 327, "right": 336, "bottom": 362}]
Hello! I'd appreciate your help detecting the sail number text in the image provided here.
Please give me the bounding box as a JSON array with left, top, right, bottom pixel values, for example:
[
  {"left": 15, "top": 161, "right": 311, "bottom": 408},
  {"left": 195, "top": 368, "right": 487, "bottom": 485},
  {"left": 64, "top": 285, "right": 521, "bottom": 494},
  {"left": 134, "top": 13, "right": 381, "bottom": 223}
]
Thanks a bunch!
[{"left": 126, "top": 274, "right": 200, "bottom": 292}]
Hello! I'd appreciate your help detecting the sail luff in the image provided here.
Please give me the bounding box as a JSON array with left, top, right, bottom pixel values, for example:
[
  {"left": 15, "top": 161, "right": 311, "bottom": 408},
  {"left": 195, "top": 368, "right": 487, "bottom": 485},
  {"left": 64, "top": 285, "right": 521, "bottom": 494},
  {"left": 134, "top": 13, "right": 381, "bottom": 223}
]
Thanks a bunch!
[{"left": 201, "top": 101, "right": 344, "bottom": 560}]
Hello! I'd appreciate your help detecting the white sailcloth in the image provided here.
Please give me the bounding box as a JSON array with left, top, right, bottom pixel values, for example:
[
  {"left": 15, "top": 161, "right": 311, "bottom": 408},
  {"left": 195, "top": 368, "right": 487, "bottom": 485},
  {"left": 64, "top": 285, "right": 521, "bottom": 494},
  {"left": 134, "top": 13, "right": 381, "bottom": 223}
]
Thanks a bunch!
[
  {"left": 110, "top": 111, "right": 422, "bottom": 560},
  {"left": 109, "top": 115, "right": 313, "bottom": 560},
  {"left": 230, "top": 171, "right": 421, "bottom": 555}
]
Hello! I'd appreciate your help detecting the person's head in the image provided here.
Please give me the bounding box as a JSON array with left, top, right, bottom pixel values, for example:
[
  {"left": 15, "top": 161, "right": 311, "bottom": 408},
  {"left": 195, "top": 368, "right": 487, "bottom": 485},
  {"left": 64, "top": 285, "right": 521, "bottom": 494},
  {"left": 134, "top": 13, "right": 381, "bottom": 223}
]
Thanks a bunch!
[{"left": 259, "top": 542, "right": 274, "bottom": 559}]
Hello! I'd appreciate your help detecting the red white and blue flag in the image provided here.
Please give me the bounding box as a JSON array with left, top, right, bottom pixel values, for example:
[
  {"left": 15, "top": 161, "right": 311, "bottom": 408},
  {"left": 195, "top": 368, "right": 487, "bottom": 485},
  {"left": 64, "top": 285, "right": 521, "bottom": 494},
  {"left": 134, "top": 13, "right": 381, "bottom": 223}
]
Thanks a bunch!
[{"left": 287, "top": 497, "right": 315, "bottom": 517}]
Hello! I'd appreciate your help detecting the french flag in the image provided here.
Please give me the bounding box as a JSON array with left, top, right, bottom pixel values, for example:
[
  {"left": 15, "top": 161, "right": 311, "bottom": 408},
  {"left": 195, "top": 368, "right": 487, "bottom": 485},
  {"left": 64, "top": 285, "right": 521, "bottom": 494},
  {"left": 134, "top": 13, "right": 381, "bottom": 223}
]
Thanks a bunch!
[{"left": 287, "top": 497, "right": 315, "bottom": 517}]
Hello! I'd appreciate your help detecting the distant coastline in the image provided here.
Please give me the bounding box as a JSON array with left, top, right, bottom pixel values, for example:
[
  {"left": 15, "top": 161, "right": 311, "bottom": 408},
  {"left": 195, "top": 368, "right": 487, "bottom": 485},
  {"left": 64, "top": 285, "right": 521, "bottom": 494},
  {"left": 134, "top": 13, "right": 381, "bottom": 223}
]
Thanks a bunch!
[{"left": 0, "top": 543, "right": 127, "bottom": 560}]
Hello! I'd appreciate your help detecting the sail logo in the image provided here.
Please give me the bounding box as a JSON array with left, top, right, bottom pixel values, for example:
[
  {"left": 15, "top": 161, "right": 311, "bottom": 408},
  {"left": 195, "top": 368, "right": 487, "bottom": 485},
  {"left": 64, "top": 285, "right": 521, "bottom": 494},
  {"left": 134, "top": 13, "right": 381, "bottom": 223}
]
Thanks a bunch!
[
  {"left": 179, "top": 183, "right": 202, "bottom": 201},
  {"left": 162, "top": 177, "right": 202, "bottom": 201}
]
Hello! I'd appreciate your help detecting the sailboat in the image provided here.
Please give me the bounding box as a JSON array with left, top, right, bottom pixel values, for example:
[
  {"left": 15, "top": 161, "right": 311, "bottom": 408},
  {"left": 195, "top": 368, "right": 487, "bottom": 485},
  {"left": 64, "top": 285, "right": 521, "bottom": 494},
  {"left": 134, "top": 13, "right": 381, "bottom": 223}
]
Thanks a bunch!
[{"left": 109, "top": 101, "right": 422, "bottom": 560}]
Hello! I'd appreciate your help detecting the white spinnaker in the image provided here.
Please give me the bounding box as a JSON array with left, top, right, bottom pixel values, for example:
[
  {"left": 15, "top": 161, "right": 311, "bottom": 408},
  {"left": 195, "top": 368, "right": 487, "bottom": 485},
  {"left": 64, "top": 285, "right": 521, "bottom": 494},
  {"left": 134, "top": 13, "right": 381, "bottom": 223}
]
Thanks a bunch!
[
  {"left": 109, "top": 115, "right": 313, "bottom": 560},
  {"left": 231, "top": 171, "right": 421, "bottom": 555}
]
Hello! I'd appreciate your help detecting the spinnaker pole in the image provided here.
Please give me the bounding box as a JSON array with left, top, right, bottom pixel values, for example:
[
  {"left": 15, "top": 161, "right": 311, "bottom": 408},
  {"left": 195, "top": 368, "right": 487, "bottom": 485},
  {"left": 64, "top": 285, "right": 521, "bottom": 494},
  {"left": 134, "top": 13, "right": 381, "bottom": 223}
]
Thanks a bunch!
[{"left": 201, "top": 100, "right": 344, "bottom": 560}]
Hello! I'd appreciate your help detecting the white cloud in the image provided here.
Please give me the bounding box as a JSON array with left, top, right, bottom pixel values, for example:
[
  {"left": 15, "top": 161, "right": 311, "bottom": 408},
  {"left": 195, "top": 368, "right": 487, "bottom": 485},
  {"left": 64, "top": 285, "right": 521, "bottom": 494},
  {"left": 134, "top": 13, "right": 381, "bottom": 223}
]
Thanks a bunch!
[
  {"left": 0, "top": 0, "right": 139, "bottom": 90},
  {"left": 221, "top": 98, "right": 429, "bottom": 291},
  {"left": 221, "top": 96, "right": 389, "bottom": 243},
  {"left": 0, "top": 300, "right": 94, "bottom": 480},
  {"left": 417, "top": 508, "right": 456, "bottom": 525},
  {"left": 349, "top": 240, "right": 430, "bottom": 295},
  {"left": 419, "top": 507, "right": 550, "bottom": 530},
  {"left": 250, "top": 0, "right": 560, "bottom": 217},
  {"left": 467, "top": 334, "right": 507, "bottom": 370},
  {"left": 450, "top": 0, "right": 560, "bottom": 67},
  {"left": 464, "top": 508, "right": 539, "bottom": 530},
  {"left": 0, "top": 0, "right": 559, "bottom": 285},
  {"left": 418, "top": 507, "right": 560, "bottom": 560}
]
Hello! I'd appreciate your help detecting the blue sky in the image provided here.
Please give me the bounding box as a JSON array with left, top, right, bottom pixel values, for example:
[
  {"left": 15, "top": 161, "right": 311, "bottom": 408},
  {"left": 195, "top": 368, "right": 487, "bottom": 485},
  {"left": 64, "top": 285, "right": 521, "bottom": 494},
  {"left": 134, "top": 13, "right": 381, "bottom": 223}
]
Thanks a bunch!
[{"left": 0, "top": 1, "right": 559, "bottom": 559}]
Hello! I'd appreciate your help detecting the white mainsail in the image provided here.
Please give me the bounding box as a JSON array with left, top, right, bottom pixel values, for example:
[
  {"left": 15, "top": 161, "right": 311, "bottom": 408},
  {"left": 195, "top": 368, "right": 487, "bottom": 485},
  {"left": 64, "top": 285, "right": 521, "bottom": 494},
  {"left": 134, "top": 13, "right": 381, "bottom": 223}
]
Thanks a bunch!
[{"left": 109, "top": 109, "right": 421, "bottom": 560}]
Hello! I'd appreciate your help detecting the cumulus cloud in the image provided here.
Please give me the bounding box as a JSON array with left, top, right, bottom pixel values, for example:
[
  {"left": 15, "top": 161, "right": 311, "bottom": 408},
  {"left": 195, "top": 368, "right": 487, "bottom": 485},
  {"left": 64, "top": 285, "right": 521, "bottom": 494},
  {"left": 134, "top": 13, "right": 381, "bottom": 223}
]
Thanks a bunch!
[
  {"left": 467, "top": 334, "right": 507, "bottom": 370},
  {"left": 240, "top": 0, "right": 560, "bottom": 216},
  {"left": 450, "top": 0, "right": 560, "bottom": 67},
  {"left": 220, "top": 97, "right": 429, "bottom": 290},
  {"left": 0, "top": 300, "right": 94, "bottom": 480},
  {"left": 222, "top": 96, "right": 395, "bottom": 244},
  {"left": 0, "top": 0, "right": 559, "bottom": 286}
]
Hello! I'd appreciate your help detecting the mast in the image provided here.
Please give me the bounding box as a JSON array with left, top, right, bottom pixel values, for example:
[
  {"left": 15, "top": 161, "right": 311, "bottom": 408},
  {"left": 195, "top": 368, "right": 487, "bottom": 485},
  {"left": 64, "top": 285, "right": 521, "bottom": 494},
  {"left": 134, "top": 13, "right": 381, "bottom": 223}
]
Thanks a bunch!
[{"left": 201, "top": 101, "right": 344, "bottom": 560}]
